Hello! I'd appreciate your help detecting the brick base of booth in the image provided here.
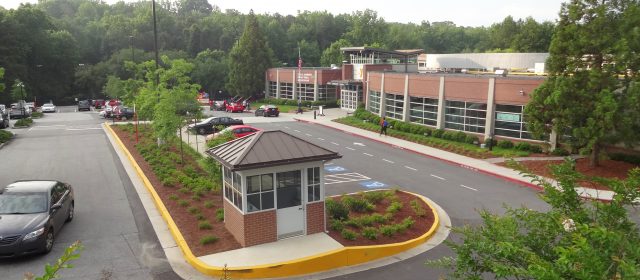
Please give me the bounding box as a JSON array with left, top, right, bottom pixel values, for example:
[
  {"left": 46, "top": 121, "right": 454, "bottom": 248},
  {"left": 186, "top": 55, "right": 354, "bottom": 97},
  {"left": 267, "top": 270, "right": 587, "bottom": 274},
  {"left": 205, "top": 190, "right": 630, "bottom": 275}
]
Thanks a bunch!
[
  {"left": 306, "top": 201, "right": 325, "bottom": 234},
  {"left": 224, "top": 199, "right": 277, "bottom": 247}
]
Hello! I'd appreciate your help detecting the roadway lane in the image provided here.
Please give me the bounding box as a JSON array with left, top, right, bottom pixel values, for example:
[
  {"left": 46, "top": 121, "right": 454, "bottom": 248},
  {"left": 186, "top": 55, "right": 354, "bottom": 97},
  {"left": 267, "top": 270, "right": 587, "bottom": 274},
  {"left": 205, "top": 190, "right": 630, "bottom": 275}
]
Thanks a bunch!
[
  {"left": 0, "top": 108, "right": 179, "bottom": 279},
  {"left": 249, "top": 121, "right": 550, "bottom": 280}
]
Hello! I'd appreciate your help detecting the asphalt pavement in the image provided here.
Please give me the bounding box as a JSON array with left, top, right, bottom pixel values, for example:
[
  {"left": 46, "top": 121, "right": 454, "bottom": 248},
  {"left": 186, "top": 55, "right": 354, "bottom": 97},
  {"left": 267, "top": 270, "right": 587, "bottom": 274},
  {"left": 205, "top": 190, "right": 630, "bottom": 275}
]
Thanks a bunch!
[{"left": 0, "top": 107, "right": 179, "bottom": 280}]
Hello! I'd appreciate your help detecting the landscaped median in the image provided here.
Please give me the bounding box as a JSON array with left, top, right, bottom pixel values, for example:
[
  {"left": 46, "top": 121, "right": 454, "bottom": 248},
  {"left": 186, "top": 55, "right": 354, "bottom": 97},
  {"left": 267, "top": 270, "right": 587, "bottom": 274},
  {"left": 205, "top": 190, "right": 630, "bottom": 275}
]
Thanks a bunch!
[{"left": 105, "top": 123, "right": 441, "bottom": 279}]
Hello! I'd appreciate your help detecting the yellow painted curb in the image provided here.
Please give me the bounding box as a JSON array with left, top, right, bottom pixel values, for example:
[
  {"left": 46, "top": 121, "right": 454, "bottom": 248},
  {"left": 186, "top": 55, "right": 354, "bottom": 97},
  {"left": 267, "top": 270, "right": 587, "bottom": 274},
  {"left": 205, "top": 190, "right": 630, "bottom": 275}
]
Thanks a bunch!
[{"left": 105, "top": 123, "right": 440, "bottom": 279}]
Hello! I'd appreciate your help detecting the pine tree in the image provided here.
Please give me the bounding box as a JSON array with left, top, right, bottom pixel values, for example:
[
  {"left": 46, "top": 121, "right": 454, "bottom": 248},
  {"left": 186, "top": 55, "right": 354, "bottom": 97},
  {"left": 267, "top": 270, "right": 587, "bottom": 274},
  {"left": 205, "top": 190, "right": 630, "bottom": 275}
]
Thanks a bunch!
[
  {"left": 226, "top": 10, "right": 273, "bottom": 98},
  {"left": 525, "top": 0, "right": 640, "bottom": 167}
]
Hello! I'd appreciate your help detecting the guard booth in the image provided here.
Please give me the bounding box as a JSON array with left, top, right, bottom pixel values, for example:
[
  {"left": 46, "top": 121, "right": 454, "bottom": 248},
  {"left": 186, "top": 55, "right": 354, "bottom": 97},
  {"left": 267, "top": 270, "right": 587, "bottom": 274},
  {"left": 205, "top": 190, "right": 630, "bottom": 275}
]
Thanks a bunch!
[{"left": 206, "top": 130, "right": 341, "bottom": 247}]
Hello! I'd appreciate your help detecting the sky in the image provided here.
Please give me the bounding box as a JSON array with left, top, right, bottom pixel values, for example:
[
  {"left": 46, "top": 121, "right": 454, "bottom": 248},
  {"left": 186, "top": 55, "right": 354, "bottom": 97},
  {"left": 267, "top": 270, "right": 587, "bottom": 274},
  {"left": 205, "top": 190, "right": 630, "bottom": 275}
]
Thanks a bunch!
[{"left": 1, "top": 0, "right": 566, "bottom": 27}]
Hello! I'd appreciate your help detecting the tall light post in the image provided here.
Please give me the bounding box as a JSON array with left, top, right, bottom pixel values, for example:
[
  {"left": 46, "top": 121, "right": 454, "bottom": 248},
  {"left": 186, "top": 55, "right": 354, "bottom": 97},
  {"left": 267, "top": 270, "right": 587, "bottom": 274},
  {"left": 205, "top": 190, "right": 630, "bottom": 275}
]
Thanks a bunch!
[
  {"left": 129, "top": 35, "right": 135, "bottom": 63},
  {"left": 17, "top": 82, "right": 25, "bottom": 117}
]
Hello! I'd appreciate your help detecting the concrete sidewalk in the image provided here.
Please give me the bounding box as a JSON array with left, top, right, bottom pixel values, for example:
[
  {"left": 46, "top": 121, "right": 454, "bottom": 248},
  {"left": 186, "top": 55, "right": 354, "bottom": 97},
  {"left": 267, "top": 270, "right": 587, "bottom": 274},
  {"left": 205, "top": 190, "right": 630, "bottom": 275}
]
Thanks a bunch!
[{"left": 291, "top": 108, "right": 616, "bottom": 201}]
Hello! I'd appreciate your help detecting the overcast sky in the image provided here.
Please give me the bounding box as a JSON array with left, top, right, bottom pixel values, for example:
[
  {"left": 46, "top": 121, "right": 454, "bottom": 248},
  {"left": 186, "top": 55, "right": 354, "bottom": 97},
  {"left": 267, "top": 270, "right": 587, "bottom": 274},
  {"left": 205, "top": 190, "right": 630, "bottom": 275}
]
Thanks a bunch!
[{"left": 1, "top": 0, "right": 565, "bottom": 27}]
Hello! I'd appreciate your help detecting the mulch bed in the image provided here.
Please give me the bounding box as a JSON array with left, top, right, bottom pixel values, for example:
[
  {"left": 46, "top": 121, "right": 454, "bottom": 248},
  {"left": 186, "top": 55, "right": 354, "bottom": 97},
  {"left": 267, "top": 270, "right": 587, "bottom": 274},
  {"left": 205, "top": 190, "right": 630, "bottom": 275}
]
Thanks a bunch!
[
  {"left": 497, "top": 158, "right": 639, "bottom": 190},
  {"left": 327, "top": 191, "right": 436, "bottom": 246},
  {"left": 112, "top": 125, "right": 241, "bottom": 256}
]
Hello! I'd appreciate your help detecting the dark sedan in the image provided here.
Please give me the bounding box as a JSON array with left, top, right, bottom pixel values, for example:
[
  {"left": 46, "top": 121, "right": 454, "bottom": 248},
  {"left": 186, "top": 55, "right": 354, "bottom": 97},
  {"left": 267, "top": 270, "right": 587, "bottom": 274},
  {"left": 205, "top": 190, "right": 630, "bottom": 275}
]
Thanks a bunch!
[
  {"left": 0, "top": 180, "right": 74, "bottom": 258},
  {"left": 188, "top": 116, "right": 244, "bottom": 135},
  {"left": 113, "top": 107, "right": 135, "bottom": 120},
  {"left": 254, "top": 105, "right": 280, "bottom": 117}
]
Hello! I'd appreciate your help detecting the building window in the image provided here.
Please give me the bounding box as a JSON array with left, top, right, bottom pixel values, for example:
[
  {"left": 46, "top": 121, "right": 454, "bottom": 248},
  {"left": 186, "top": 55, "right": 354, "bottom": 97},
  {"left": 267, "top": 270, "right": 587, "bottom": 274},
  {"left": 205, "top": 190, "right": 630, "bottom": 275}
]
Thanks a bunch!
[
  {"left": 276, "top": 170, "right": 302, "bottom": 209},
  {"left": 268, "top": 81, "right": 278, "bottom": 98},
  {"left": 279, "top": 82, "right": 293, "bottom": 100},
  {"left": 307, "top": 167, "right": 321, "bottom": 202},
  {"left": 317, "top": 85, "right": 337, "bottom": 101},
  {"left": 409, "top": 96, "right": 438, "bottom": 126},
  {"left": 494, "top": 104, "right": 533, "bottom": 139},
  {"left": 297, "top": 83, "right": 315, "bottom": 101},
  {"left": 385, "top": 93, "right": 404, "bottom": 120},
  {"left": 444, "top": 100, "right": 486, "bottom": 133},
  {"left": 247, "top": 174, "right": 275, "bottom": 212},
  {"left": 368, "top": 90, "right": 381, "bottom": 114},
  {"left": 223, "top": 167, "right": 243, "bottom": 210}
]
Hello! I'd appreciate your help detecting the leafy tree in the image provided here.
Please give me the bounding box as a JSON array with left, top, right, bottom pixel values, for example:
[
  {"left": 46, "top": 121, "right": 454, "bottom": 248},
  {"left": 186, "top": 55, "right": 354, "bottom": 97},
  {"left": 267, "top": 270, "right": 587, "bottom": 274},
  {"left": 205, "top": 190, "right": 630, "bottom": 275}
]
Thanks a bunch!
[
  {"left": 190, "top": 49, "right": 228, "bottom": 97},
  {"left": 0, "top": 67, "right": 5, "bottom": 92},
  {"left": 525, "top": 0, "right": 640, "bottom": 167},
  {"left": 432, "top": 160, "right": 640, "bottom": 279},
  {"left": 11, "top": 79, "right": 26, "bottom": 101},
  {"left": 344, "top": 9, "right": 387, "bottom": 46},
  {"left": 320, "top": 39, "right": 351, "bottom": 67},
  {"left": 103, "top": 75, "right": 126, "bottom": 99},
  {"left": 226, "top": 10, "right": 273, "bottom": 98}
]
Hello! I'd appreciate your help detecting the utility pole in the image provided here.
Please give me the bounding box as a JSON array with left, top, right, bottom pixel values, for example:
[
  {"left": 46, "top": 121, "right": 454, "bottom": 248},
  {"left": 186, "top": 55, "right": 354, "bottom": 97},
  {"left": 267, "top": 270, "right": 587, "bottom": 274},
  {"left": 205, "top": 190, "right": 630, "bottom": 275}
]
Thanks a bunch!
[{"left": 152, "top": 0, "right": 160, "bottom": 102}]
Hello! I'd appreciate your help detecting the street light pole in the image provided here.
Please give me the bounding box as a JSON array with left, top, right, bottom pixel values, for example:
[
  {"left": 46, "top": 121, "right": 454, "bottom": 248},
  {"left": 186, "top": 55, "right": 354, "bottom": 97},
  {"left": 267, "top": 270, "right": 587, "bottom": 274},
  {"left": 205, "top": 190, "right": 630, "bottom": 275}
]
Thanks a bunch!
[
  {"left": 129, "top": 35, "right": 135, "bottom": 63},
  {"left": 152, "top": 0, "right": 160, "bottom": 103}
]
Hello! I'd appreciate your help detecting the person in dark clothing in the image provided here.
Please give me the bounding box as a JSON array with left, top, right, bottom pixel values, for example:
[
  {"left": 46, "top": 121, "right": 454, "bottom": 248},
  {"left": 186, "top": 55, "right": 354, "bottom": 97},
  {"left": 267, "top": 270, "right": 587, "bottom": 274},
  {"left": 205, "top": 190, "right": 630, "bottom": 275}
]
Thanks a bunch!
[{"left": 379, "top": 117, "right": 388, "bottom": 136}]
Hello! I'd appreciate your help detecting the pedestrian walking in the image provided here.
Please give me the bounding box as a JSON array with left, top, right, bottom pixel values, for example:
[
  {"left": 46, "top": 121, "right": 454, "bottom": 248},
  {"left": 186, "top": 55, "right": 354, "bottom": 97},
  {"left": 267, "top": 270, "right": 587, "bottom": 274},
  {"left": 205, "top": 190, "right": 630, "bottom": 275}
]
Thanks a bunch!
[{"left": 379, "top": 117, "right": 388, "bottom": 136}]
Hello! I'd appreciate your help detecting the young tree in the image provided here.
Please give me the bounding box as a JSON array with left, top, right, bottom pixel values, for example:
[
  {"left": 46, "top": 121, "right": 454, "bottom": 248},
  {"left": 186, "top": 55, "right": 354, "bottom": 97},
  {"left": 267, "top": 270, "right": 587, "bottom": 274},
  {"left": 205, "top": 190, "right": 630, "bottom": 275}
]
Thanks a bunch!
[
  {"left": 525, "top": 0, "right": 640, "bottom": 167},
  {"left": 431, "top": 160, "right": 640, "bottom": 279},
  {"left": 226, "top": 10, "right": 273, "bottom": 98}
]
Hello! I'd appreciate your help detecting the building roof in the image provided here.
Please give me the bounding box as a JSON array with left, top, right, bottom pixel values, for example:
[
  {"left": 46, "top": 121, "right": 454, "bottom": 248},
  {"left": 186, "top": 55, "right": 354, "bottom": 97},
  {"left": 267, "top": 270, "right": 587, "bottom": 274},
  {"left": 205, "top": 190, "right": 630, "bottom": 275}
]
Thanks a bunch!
[
  {"left": 206, "top": 130, "right": 342, "bottom": 171},
  {"left": 340, "top": 47, "right": 424, "bottom": 56}
]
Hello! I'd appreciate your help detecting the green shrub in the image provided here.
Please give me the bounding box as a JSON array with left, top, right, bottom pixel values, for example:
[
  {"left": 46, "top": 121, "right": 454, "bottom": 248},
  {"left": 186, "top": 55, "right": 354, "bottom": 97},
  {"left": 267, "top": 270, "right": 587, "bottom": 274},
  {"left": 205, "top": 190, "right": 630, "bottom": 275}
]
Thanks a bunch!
[
  {"left": 168, "top": 194, "right": 179, "bottom": 200},
  {"left": 161, "top": 177, "right": 178, "bottom": 187},
  {"left": 344, "top": 219, "right": 361, "bottom": 228},
  {"left": 465, "top": 135, "right": 478, "bottom": 144},
  {"left": 14, "top": 118, "right": 33, "bottom": 127},
  {"left": 379, "top": 224, "right": 399, "bottom": 237},
  {"left": 363, "top": 191, "right": 388, "bottom": 204},
  {"left": 215, "top": 208, "right": 224, "bottom": 222},
  {"left": 0, "top": 130, "right": 14, "bottom": 143},
  {"left": 178, "top": 187, "right": 190, "bottom": 194},
  {"left": 432, "top": 129, "right": 445, "bottom": 138},
  {"left": 362, "top": 227, "right": 378, "bottom": 240},
  {"left": 198, "top": 221, "right": 213, "bottom": 230},
  {"left": 453, "top": 131, "right": 467, "bottom": 143},
  {"left": 195, "top": 213, "right": 205, "bottom": 220},
  {"left": 401, "top": 217, "right": 415, "bottom": 229},
  {"left": 609, "top": 153, "right": 640, "bottom": 165},
  {"left": 341, "top": 229, "right": 358, "bottom": 240},
  {"left": 410, "top": 199, "right": 426, "bottom": 217},
  {"left": 203, "top": 200, "right": 215, "bottom": 208},
  {"left": 326, "top": 198, "right": 349, "bottom": 220},
  {"left": 514, "top": 142, "right": 531, "bottom": 151},
  {"left": 342, "top": 196, "right": 374, "bottom": 212},
  {"left": 177, "top": 199, "right": 189, "bottom": 207},
  {"left": 330, "top": 219, "right": 345, "bottom": 231},
  {"left": 497, "top": 140, "right": 514, "bottom": 149},
  {"left": 386, "top": 201, "right": 403, "bottom": 214},
  {"left": 442, "top": 131, "right": 456, "bottom": 141},
  {"left": 551, "top": 147, "right": 570, "bottom": 156},
  {"left": 199, "top": 235, "right": 218, "bottom": 245},
  {"left": 31, "top": 111, "right": 44, "bottom": 118},
  {"left": 187, "top": 206, "right": 200, "bottom": 215},
  {"left": 529, "top": 145, "right": 543, "bottom": 153}
]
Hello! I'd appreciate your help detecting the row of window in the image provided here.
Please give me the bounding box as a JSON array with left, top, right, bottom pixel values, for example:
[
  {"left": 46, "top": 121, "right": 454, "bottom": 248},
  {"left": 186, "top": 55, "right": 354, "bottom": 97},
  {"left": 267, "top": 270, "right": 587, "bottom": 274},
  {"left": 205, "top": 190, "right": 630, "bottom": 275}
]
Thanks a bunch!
[
  {"left": 226, "top": 167, "right": 322, "bottom": 213},
  {"left": 265, "top": 82, "right": 338, "bottom": 101},
  {"left": 368, "top": 91, "right": 533, "bottom": 139}
]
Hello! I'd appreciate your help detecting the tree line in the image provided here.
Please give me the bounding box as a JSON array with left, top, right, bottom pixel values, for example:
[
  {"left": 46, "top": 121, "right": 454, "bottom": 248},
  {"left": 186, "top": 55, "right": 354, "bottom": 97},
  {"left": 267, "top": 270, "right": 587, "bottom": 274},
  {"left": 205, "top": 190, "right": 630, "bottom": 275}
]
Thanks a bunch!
[{"left": 0, "top": 0, "right": 555, "bottom": 104}]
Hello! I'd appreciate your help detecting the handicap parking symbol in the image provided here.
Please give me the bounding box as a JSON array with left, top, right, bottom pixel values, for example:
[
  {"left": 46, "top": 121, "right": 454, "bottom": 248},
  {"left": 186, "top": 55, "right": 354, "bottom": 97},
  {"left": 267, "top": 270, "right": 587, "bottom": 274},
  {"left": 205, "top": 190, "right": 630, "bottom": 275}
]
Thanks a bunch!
[
  {"left": 324, "top": 166, "right": 348, "bottom": 173},
  {"left": 359, "top": 181, "right": 388, "bottom": 189}
]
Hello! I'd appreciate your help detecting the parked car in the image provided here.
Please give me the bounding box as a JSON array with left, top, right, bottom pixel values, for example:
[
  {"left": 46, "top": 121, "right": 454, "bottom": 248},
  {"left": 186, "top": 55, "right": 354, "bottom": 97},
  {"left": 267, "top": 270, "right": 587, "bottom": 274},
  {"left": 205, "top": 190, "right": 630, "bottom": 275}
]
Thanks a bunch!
[
  {"left": 254, "top": 105, "right": 280, "bottom": 117},
  {"left": 0, "top": 180, "right": 74, "bottom": 258},
  {"left": 225, "top": 102, "right": 245, "bottom": 113},
  {"left": 0, "top": 112, "right": 9, "bottom": 129},
  {"left": 210, "top": 100, "right": 226, "bottom": 111},
  {"left": 41, "top": 103, "right": 56, "bottom": 113},
  {"left": 77, "top": 100, "right": 91, "bottom": 111},
  {"left": 9, "top": 101, "right": 30, "bottom": 119},
  {"left": 0, "top": 104, "right": 6, "bottom": 114},
  {"left": 188, "top": 116, "right": 244, "bottom": 135},
  {"left": 93, "top": 99, "right": 105, "bottom": 109},
  {"left": 112, "top": 107, "right": 135, "bottom": 120},
  {"left": 211, "top": 125, "right": 261, "bottom": 139}
]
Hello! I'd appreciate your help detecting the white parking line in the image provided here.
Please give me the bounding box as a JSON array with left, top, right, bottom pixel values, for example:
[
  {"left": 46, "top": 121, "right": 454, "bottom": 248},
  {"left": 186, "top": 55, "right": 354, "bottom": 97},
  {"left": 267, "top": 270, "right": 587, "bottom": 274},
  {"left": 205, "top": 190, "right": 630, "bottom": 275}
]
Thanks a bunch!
[
  {"left": 331, "top": 142, "right": 340, "bottom": 146},
  {"left": 325, "top": 162, "right": 334, "bottom": 166},
  {"left": 460, "top": 184, "right": 478, "bottom": 191},
  {"left": 305, "top": 133, "right": 312, "bottom": 137},
  {"left": 317, "top": 138, "right": 325, "bottom": 141},
  {"left": 294, "top": 129, "right": 301, "bottom": 133},
  {"left": 382, "top": 159, "right": 395, "bottom": 164},
  {"left": 345, "top": 147, "right": 355, "bottom": 151},
  {"left": 430, "top": 174, "right": 446, "bottom": 180},
  {"left": 404, "top": 166, "right": 417, "bottom": 171},
  {"left": 284, "top": 126, "right": 290, "bottom": 129},
  {"left": 324, "top": 173, "right": 371, "bottom": 185},
  {"left": 363, "top": 153, "right": 373, "bottom": 157}
]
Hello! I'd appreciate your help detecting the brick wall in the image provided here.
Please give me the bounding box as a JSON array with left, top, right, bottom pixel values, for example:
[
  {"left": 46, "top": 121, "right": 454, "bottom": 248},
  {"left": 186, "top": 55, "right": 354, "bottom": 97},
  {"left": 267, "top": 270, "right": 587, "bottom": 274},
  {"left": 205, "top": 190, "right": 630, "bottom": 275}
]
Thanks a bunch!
[
  {"left": 223, "top": 199, "right": 246, "bottom": 246},
  {"left": 243, "top": 210, "right": 277, "bottom": 247},
  {"left": 306, "top": 202, "right": 325, "bottom": 234}
]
